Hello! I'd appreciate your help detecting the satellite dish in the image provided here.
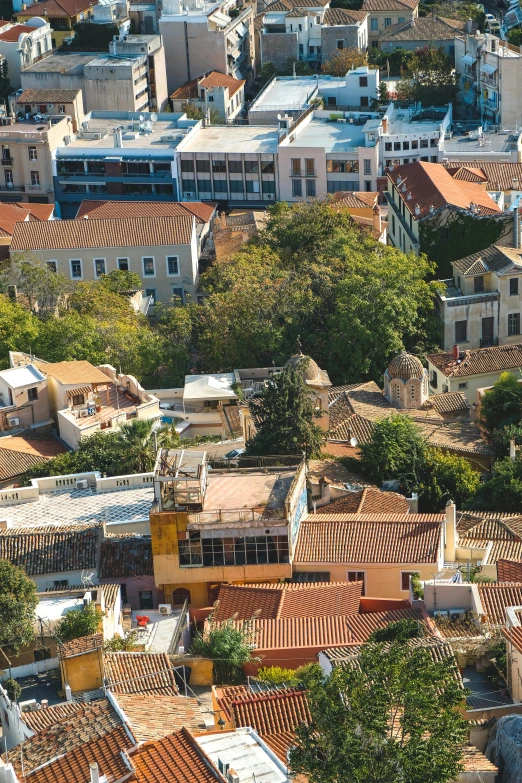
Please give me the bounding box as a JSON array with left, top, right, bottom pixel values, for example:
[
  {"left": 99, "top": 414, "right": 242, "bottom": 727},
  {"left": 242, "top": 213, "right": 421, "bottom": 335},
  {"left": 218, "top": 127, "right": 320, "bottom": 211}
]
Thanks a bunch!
[
  {"left": 150, "top": 113, "right": 158, "bottom": 123},
  {"left": 139, "top": 114, "right": 144, "bottom": 122},
  {"left": 350, "top": 437, "right": 358, "bottom": 448},
  {"left": 145, "top": 120, "right": 153, "bottom": 130}
]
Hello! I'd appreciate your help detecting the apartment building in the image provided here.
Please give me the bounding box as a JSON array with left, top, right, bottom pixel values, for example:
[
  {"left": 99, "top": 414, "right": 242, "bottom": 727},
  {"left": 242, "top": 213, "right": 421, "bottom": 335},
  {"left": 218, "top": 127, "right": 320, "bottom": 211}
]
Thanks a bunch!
[
  {"left": 361, "top": 0, "right": 418, "bottom": 48},
  {"left": 158, "top": 0, "right": 255, "bottom": 94},
  {"left": 171, "top": 71, "right": 245, "bottom": 121},
  {"left": 0, "top": 113, "right": 73, "bottom": 204},
  {"left": 12, "top": 88, "right": 84, "bottom": 132},
  {"left": 258, "top": 0, "right": 368, "bottom": 69},
  {"left": 0, "top": 20, "right": 52, "bottom": 90},
  {"left": 103, "top": 34, "right": 168, "bottom": 111},
  {"left": 14, "top": 0, "right": 97, "bottom": 48},
  {"left": 456, "top": 32, "right": 522, "bottom": 130},
  {"left": 50, "top": 110, "right": 199, "bottom": 216},
  {"left": 21, "top": 52, "right": 99, "bottom": 110},
  {"left": 92, "top": 0, "right": 131, "bottom": 33}
]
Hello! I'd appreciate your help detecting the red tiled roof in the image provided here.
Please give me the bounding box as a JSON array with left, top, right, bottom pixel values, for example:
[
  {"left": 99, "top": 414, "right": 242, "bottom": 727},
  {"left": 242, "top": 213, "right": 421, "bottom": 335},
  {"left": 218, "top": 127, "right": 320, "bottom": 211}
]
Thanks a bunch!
[
  {"left": 478, "top": 582, "right": 522, "bottom": 625},
  {"left": 231, "top": 689, "right": 311, "bottom": 735},
  {"left": 330, "top": 191, "right": 378, "bottom": 209},
  {"left": 104, "top": 651, "right": 178, "bottom": 695},
  {"left": 323, "top": 7, "right": 368, "bottom": 23},
  {"left": 427, "top": 343, "right": 522, "bottom": 378},
  {"left": 294, "top": 514, "right": 443, "bottom": 564},
  {"left": 213, "top": 581, "right": 362, "bottom": 621},
  {"left": 0, "top": 23, "right": 36, "bottom": 41},
  {"left": 0, "top": 522, "right": 102, "bottom": 575},
  {"left": 497, "top": 559, "right": 522, "bottom": 582},
  {"left": 199, "top": 71, "right": 245, "bottom": 97},
  {"left": 17, "top": 0, "right": 98, "bottom": 18},
  {"left": 99, "top": 535, "right": 153, "bottom": 578},
  {"left": 59, "top": 633, "right": 104, "bottom": 659},
  {"left": 75, "top": 199, "right": 216, "bottom": 224},
  {"left": 18, "top": 88, "right": 80, "bottom": 104},
  {"left": 503, "top": 624, "right": 522, "bottom": 656},
  {"left": 444, "top": 161, "right": 522, "bottom": 192},
  {"left": 113, "top": 693, "right": 207, "bottom": 741},
  {"left": 22, "top": 702, "right": 83, "bottom": 734},
  {"left": 0, "top": 201, "right": 54, "bottom": 236},
  {"left": 320, "top": 487, "right": 409, "bottom": 515},
  {"left": 387, "top": 161, "right": 501, "bottom": 219},
  {"left": 131, "top": 728, "right": 221, "bottom": 783},
  {"left": 214, "top": 685, "right": 250, "bottom": 721},
  {"left": 362, "top": 0, "right": 418, "bottom": 9}
]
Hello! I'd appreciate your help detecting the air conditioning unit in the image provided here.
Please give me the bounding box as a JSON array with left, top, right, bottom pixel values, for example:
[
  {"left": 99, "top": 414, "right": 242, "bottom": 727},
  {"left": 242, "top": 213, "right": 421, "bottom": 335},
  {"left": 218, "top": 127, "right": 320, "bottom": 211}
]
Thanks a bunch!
[
  {"left": 158, "top": 603, "right": 172, "bottom": 616},
  {"left": 184, "top": 191, "right": 194, "bottom": 199},
  {"left": 266, "top": 193, "right": 275, "bottom": 200},
  {"left": 76, "top": 479, "right": 88, "bottom": 489},
  {"left": 94, "top": 133, "right": 102, "bottom": 139},
  {"left": 449, "top": 608, "right": 466, "bottom": 622},
  {"left": 80, "top": 409, "right": 89, "bottom": 418},
  {"left": 217, "top": 758, "right": 229, "bottom": 776},
  {"left": 7, "top": 417, "right": 20, "bottom": 427},
  {"left": 64, "top": 135, "right": 71, "bottom": 145},
  {"left": 228, "top": 771, "right": 239, "bottom": 783}
]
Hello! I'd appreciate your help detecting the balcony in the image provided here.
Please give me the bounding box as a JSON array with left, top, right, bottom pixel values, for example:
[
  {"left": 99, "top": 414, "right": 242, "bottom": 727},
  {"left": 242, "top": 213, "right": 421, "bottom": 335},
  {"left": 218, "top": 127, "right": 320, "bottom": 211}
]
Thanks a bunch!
[
  {"left": 0, "top": 157, "right": 12, "bottom": 166},
  {"left": 27, "top": 184, "right": 42, "bottom": 191},
  {"left": 481, "top": 74, "right": 498, "bottom": 89},
  {"left": 290, "top": 168, "right": 317, "bottom": 177},
  {"left": 0, "top": 184, "right": 24, "bottom": 192}
]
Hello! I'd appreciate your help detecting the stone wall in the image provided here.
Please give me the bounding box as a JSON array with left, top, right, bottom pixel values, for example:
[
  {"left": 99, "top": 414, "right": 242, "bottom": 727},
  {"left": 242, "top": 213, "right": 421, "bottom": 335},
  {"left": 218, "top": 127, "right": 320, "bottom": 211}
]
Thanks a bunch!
[
  {"left": 321, "top": 27, "right": 360, "bottom": 63},
  {"left": 260, "top": 32, "right": 297, "bottom": 69}
]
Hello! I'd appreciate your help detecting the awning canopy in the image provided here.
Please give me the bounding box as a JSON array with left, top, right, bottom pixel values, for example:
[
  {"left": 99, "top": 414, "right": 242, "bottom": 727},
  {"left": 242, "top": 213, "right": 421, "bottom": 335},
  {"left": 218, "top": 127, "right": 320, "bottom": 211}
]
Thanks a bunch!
[
  {"left": 67, "top": 386, "right": 93, "bottom": 399},
  {"left": 309, "top": 37, "right": 321, "bottom": 45},
  {"left": 461, "top": 54, "right": 476, "bottom": 65},
  {"left": 480, "top": 63, "right": 497, "bottom": 74},
  {"left": 183, "top": 372, "right": 237, "bottom": 401}
]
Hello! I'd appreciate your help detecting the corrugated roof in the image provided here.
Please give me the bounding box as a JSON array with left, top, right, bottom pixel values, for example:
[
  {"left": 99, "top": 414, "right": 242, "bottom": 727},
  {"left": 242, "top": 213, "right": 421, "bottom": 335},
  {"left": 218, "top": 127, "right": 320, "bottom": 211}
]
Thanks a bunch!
[
  {"left": 427, "top": 343, "right": 522, "bottom": 378},
  {"left": 478, "top": 582, "right": 522, "bottom": 625},
  {"left": 75, "top": 199, "right": 216, "bottom": 223},
  {"left": 294, "top": 514, "right": 443, "bottom": 564},
  {"left": 18, "top": 88, "right": 81, "bottom": 103},
  {"left": 10, "top": 214, "right": 194, "bottom": 251},
  {"left": 104, "top": 651, "right": 178, "bottom": 695},
  {"left": 497, "top": 559, "right": 522, "bottom": 582},
  {"left": 0, "top": 522, "right": 102, "bottom": 575}
]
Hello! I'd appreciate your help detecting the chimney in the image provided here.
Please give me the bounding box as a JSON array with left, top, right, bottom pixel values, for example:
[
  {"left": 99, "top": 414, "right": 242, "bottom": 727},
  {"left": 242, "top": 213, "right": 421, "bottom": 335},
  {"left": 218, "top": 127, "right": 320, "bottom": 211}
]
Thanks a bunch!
[
  {"left": 513, "top": 177, "right": 520, "bottom": 190},
  {"left": 89, "top": 762, "right": 100, "bottom": 783},
  {"left": 373, "top": 203, "right": 381, "bottom": 234},
  {"left": 407, "top": 492, "right": 418, "bottom": 513},
  {"left": 414, "top": 204, "right": 420, "bottom": 215},
  {"left": 382, "top": 116, "right": 388, "bottom": 133},
  {"left": 452, "top": 344, "right": 460, "bottom": 360},
  {"left": 40, "top": 699, "right": 48, "bottom": 709},
  {"left": 445, "top": 501, "right": 457, "bottom": 562},
  {"left": 491, "top": 37, "right": 497, "bottom": 53}
]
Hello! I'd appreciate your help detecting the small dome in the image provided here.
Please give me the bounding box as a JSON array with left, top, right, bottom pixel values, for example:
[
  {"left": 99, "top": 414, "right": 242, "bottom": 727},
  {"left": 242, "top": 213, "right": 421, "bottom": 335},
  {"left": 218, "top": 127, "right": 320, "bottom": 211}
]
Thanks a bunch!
[
  {"left": 285, "top": 353, "right": 321, "bottom": 381},
  {"left": 387, "top": 351, "right": 424, "bottom": 380}
]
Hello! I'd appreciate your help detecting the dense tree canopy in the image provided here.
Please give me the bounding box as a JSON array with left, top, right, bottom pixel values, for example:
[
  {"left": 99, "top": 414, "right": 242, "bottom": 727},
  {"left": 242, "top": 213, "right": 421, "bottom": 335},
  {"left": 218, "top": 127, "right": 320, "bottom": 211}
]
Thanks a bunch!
[
  {"left": 321, "top": 48, "right": 368, "bottom": 76},
  {"left": 0, "top": 560, "right": 38, "bottom": 650},
  {"left": 479, "top": 372, "right": 522, "bottom": 435},
  {"left": 395, "top": 46, "right": 457, "bottom": 105}
]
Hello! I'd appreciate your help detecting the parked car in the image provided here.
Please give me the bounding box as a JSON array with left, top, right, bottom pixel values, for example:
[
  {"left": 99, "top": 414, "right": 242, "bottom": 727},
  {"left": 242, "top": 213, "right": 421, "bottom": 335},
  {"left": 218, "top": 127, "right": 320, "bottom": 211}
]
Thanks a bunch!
[{"left": 223, "top": 448, "right": 246, "bottom": 460}]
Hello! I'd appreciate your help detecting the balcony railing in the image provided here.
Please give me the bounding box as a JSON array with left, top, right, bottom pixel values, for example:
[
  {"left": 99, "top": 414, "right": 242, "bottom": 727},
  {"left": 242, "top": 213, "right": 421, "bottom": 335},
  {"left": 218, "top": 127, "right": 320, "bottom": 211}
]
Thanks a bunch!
[
  {"left": 290, "top": 168, "right": 317, "bottom": 177},
  {"left": 0, "top": 184, "right": 24, "bottom": 191},
  {"left": 1, "top": 157, "right": 12, "bottom": 166}
]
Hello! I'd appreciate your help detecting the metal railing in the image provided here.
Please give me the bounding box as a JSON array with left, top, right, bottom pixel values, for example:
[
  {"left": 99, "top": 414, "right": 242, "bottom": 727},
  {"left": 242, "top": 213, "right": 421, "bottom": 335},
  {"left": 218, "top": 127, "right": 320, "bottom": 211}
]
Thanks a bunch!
[{"left": 168, "top": 598, "right": 189, "bottom": 655}]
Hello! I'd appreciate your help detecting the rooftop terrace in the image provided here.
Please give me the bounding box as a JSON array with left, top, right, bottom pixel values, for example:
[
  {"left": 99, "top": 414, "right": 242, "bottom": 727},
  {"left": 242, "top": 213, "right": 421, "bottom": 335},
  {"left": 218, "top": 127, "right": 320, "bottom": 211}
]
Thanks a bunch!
[
  {"left": 179, "top": 124, "right": 280, "bottom": 154},
  {"left": 287, "top": 116, "right": 366, "bottom": 152},
  {"left": 443, "top": 126, "right": 522, "bottom": 158}
]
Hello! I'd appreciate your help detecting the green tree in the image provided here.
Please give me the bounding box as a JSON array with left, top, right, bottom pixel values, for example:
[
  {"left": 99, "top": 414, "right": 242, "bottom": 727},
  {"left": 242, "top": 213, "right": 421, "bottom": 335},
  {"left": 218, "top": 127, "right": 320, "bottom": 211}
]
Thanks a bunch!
[
  {"left": 421, "top": 449, "right": 481, "bottom": 510},
  {"left": 255, "top": 61, "right": 277, "bottom": 88},
  {"left": 0, "top": 294, "right": 39, "bottom": 368},
  {"left": 369, "top": 618, "right": 425, "bottom": 643},
  {"left": 68, "top": 21, "right": 119, "bottom": 50},
  {"left": 0, "top": 560, "right": 38, "bottom": 650},
  {"left": 98, "top": 269, "right": 142, "bottom": 294},
  {"left": 4, "top": 678, "right": 21, "bottom": 702},
  {"left": 116, "top": 418, "right": 157, "bottom": 473},
  {"left": 479, "top": 371, "right": 522, "bottom": 435},
  {"left": 321, "top": 48, "right": 367, "bottom": 75},
  {"left": 23, "top": 431, "right": 128, "bottom": 481},
  {"left": 56, "top": 602, "right": 103, "bottom": 643},
  {"left": 396, "top": 46, "right": 457, "bottom": 105},
  {"left": 508, "top": 28, "right": 522, "bottom": 47},
  {"left": 104, "top": 630, "right": 139, "bottom": 651},
  {"left": 330, "top": 0, "right": 363, "bottom": 9},
  {"left": 0, "top": 253, "right": 72, "bottom": 313},
  {"left": 190, "top": 616, "right": 260, "bottom": 684},
  {"left": 0, "top": 60, "right": 11, "bottom": 105},
  {"left": 246, "top": 361, "right": 324, "bottom": 457},
  {"left": 470, "top": 454, "right": 522, "bottom": 513},
  {"left": 358, "top": 414, "right": 427, "bottom": 494},
  {"left": 290, "top": 640, "right": 468, "bottom": 783}
]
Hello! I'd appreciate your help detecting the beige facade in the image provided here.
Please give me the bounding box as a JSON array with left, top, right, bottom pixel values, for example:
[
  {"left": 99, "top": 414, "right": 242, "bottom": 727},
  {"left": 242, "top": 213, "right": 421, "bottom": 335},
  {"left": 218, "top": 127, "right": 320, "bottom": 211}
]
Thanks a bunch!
[
  {"left": 171, "top": 76, "right": 245, "bottom": 121},
  {"left": 0, "top": 113, "right": 72, "bottom": 203},
  {"left": 427, "top": 359, "right": 522, "bottom": 404},
  {"left": 0, "top": 364, "right": 51, "bottom": 434},
  {"left": 364, "top": 1, "right": 418, "bottom": 48},
  {"left": 12, "top": 88, "right": 84, "bottom": 132}
]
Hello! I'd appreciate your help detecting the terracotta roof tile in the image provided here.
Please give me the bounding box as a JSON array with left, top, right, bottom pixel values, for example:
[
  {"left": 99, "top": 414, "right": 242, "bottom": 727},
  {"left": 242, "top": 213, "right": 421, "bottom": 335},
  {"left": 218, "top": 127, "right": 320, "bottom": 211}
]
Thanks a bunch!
[
  {"left": 131, "top": 727, "right": 221, "bottom": 783},
  {"left": 444, "top": 161, "right": 522, "bottom": 192},
  {"left": 16, "top": 0, "right": 98, "bottom": 18},
  {"left": 319, "top": 488, "right": 410, "bottom": 515},
  {"left": 497, "top": 559, "right": 522, "bottom": 582},
  {"left": 362, "top": 0, "right": 418, "bottom": 10},
  {"left": 422, "top": 391, "right": 470, "bottom": 414},
  {"left": 427, "top": 343, "right": 522, "bottom": 378},
  {"left": 99, "top": 536, "right": 153, "bottom": 578},
  {"left": 503, "top": 624, "right": 522, "bottom": 656},
  {"left": 0, "top": 522, "right": 102, "bottom": 575},
  {"left": 35, "top": 359, "right": 111, "bottom": 385},
  {"left": 380, "top": 14, "right": 468, "bottom": 40},
  {"left": 294, "top": 514, "right": 443, "bottom": 564},
  {"left": 213, "top": 581, "right": 362, "bottom": 621},
  {"left": 450, "top": 245, "right": 522, "bottom": 276},
  {"left": 0, "top": 23, "right": 36, "bottom": 41},
  {"left": 198, "top": 70, "right": 245, "bottom": 97},
  {"left": 477, "top": 582, "right": 522, "bottom": 625},
  {"left": 75, "top": 199, "right": 216, "bottom": 223},
  {"left": 0, "top": 201, "right": 53, "bottom": 236},
  {"left": 22, "top": 701, "right": 84, "bottom": 734},
  {"left": 10, "top": 214, "right": 194, "bottom": 252},
  {"left": 214, "top": 685, "right": 250, "bottom": 721},
  {"left": 104, "top": 651, "right": 178, "bottom": 695},
  {"left": 462, "top": 744, "right": 498, "bottom": 773},
  {"left": 262, "top": 729, "right": 299, "bottom": 761},
  {"left": 113, "top": 693, "right": 207, "bottom": 741},
  {"left": 59, "top": 633, "right": 104, "bottom": 659},
  {"left": 323, "top": 7, "right": 368, "bottom": 23},
  {"left": 18, "top": 88, "right": 81, "bottom": 103},
  {"left": 231, "top": 689, "right": 311, "bottom": 736},
  {"left": 387, "top": 161, "right": 501, "bottom": 219}
]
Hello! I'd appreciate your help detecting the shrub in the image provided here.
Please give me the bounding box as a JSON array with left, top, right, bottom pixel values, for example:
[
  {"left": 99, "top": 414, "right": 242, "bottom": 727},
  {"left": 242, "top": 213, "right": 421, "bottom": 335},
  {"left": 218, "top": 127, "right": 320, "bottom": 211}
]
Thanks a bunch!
[
  {"left": 4, "top": 678, "right": 21, "bottom": 702},
  {"left": 257, "top": 666, "right": 298, "bottom": 686}
]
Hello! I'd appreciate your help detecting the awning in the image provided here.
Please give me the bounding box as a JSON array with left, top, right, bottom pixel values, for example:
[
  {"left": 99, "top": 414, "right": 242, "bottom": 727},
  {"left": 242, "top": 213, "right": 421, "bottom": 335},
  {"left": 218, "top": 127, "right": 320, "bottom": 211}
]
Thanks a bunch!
[
  {"left": 480, "top": 63, "right": 497, "bottom": 74},
  {"left": 67, "top": 386, "right": 92, "bottom": 399},
  {"left": 183, "top": 372, "right": 236, "bottom": 401},
  {"left": 309, "top": 37, "right": 321, "bottom": 45},
  {"left": 461, "top": 54, "right": 476, "bottom": 65},
  {"left": 235, "top": 21, "right": 247, "bottom": 36}
]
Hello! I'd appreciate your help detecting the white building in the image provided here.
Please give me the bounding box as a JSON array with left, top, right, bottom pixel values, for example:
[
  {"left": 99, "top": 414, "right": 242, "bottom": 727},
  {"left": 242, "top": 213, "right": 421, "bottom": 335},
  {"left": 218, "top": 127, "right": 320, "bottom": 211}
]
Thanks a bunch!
[
  {"left": 171, "top": 71, "right": 245, "bottom": 121},
  {"left": 159, "top": 0, "right": 255, "bottom": 95},
  {"left": 0, "top": 18, "right": 52, "bottom": 90},
  {"left": 381, "top": 101, "right": 451, "bottom": 168},
  {"left": 92, "top": 0, "right": 131, "bottom": 34}
]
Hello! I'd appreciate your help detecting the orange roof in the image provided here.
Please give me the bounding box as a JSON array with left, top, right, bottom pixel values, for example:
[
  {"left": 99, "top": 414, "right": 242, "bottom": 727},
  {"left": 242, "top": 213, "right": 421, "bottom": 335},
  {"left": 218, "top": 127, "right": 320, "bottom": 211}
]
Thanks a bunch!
[
  {"left": 75, "top": 199, "right": 216, "bottom": 224},
  {"left": 17, "top": 0, "right": 98, "bottom": 17},
  {"left": 104, "top": 651, "right": 178, "bottom": 695},
  {"left": 0, "top": 201, "right": 53, "bottom": 236},
  {"left": 0, "top": 23, "right": 36, "bottom": 40},
  {"left": 320, "top": 487, "right": 410, "bottom": 515},
  {"left": 294, "top": 514, "right": 443, "bottom": 564},
  {"left": 387, "top": 161, "right": 501, "bottom": 219},
  {"left": 59, "top": 633, "right": 104, "bottom": 659},
  {"left": 0, "top": 435, "right": 65, "bottom": 458},
  {"left": 231, "top": 688, "right": 311, "bottom": 736},
  {"left": 330, "top": 191, "right": 378, "bottom": 209},
  {"left": 503, "top": 624, "right": 522, "bottom": 656},
  {"left": 497, "top": 559, "right": 522, "bottom": 582},
  {"left": 213, "top": 581, "right": 362, "bottom": 621},
  {"left": 113, "top": 693, "right": 207, "bottom": 741},
  {"left": 131, "top": 728, "right": 221, "bottom": 783},
  {"left": 477, "top": 582, "right": 522, "bottom": 625},
  {"left": 36, "top": 359, "right": 110, "bottom": 385},
  {"left": 171, "top": 70, "right": 244, "bottom": 100},
  {"left": 22, "top": 702, "right": 83, "bottom": 734}
]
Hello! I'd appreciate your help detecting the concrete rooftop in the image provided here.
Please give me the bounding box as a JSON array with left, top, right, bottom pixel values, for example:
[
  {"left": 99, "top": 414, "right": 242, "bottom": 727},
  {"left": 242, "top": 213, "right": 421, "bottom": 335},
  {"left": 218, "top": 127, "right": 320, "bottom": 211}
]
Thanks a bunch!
[
  {"left": 203, "top": 470, "right": 294, "bottom": 512},
  {"left": 62, "top": 113, "right": 196, "bottom": 151},
  {"left": 289, "top": 117, "right": 365, "bottom": 151},
  {"left": 180, "top": 124, "right": 280, "bottom": 154},
  {"left": 22, "top": 52, "right": 98, "bottom": 74}
]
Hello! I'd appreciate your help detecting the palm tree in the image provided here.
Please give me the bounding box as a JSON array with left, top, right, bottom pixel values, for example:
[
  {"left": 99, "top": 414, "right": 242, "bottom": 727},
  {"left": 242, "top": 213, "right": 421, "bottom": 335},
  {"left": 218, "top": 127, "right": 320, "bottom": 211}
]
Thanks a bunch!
[{"left": 116, "top": 418, "right": 157, "bottom": 474}]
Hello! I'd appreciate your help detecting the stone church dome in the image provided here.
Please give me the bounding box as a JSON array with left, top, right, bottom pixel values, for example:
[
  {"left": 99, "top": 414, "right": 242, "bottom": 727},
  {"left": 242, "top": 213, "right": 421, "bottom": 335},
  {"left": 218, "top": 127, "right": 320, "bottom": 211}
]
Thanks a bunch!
[
  {"left": 285, "top": 352, "right": 321, "bottom": 381},
  {"left": 387, "top": 351, "right": 424, "bottom": 381}
]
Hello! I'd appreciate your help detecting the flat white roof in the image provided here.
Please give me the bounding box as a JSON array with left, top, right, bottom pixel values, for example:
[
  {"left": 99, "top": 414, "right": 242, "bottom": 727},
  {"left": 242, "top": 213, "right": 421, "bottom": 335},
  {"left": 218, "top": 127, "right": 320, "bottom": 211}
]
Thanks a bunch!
[
  {"left": 179, "top": 125, "right": 280, "bottom": 154},
  {"left": 195, "top": 728, "right": 289, "bottom": 783},
  {"left": 36, "top": 595, "right": 83, "bottom": 624},
  {"left": 0, "top": 364, "right": 45, "bottom": 389},
  {"left": 289, "top": 117, "right": 365, "bottom": 151},
  {"left": 183, "top": 372, "right": 236, "bottom": 401}
]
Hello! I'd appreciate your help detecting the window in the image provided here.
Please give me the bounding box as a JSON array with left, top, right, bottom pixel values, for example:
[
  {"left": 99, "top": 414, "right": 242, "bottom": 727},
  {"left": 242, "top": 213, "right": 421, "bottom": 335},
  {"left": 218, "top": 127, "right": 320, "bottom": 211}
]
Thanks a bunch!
[
  {"left": 370, "top": 17, "right": 378, "bottom": 30},
  {"left": 214, "top": 180, "right": 228, "bottom": 192},
  {"left": 229, "top": 160, "right": 243, "bottom": 173},
  {"left": 292, "top": 179, "right": 302, "bottom": 197},
  {"left": 420, "top": 139, "right": 429, "bottom": 148},
  {"left": 212, "top": 159, "right": 226, "bottom": 173},
  {"left": 72, "top": 394, "right": 85, "bottom": 406},
  {"left": 58, "top": 104, "right": 65, "bottom": 113},
  {"left": 182, "top": 178, "right": 195, "bottom": 192},
  {"left": 385, "top": 142, "right": 392, "bottom": 152},
  {"left": 430, "top": 156, "right": 438, "bottom": 163},
  {"left": 291, "top": 158, "right": 301, "bottom": 176},
  {"left": 70, "top": 259, "right": 82, "bottom": 278},
  {"left": 392, "top": 215, "right": 395, "bottom": 235},
  {"left": 229, "top": 180, "right": 244, "bottom": 193},
  {"left": 196, "top": 159, "right": 210, "bottom": 173},
  {"left": 395, "top": 384, "right": 400, "bottom": 400},
  {"left": 29, "top": 147, "right": 37, "bottom": 161},
  {"left": 139, "top": 590, "right": 154, "bottom": 610},
  {"left": 306, "top": 179, "right": 316, "bottom": 197},
  {"left": 299, "top": 44, "right": 303, "bottom": 55},
  {"left": 245, "top": 160, "right": 259, "bottom": 174},
  {"left": 262, "top": 180, "right": 276, "bottom": 194},
  {"left": 327, "top": 96, "right": 337, "bottom": 106},
  {"left": 246, "top": 180, "right": 260, "bottom": 193},
  {"left": 298, "top": 23, "right": 302, "bottom": 30},
  {"left": 31, "top": 171, "right": 40, "bottom": 186},
  {"left": 181, "top": 159, "right": 194, "bottom": 172},
  {"left": 384, "top": 17, "right": 391, "bottom": 25},
  {"left": 402, "top": 141, "right": 409, "bottom": 150},
  {"left": 509, "top": 312, "right": 521, "bottom": 336},
  {"left": 53, "top": 579, "right": 68, "bottom": 588},
  {"left": 401, "top": 571, "right": 419, "bottom": 591},
  {"left": 431, "top": 370, "right": 438, "bottom": 388},
  {"left": 34, "top": 648, "right": 52, "bottom": 663},
  {"left": 458, "top": 382, "right": 468, "bottom": 390},
  {"left": 360, "top": 96, "right": 369, "bottom": 107},
  {"left": 364, "top": 159, "right": 371, "bottom": 175},
  {"left": 145, "top": 288, "right": 156, "bottom": 300},
  {"left": 372, "top": 40, "right": 378, "bottom": 48},
  {"left": 398, "top": 16, "right": 405, "bottom": 22},
  {"left": 305, "top": 158, "right": 314, "bottom": 175},
  {"left": 208, "top": 95, "right": 214, "bottom": 102},
  {"left": 167, "top": 256, "right": 179, "bottom": 276},
  {"left": 411, "top": 140, "right": 418, "bottom": 150},
  {"left": 94, "top": 259, "right": 105, "bottom": 277},
  {"left": 410, "top": 385, "right": 415, "bottom": 400},
  {"left": 394, "top": 141, "right": 401, "bottom": 151},
  {"left": 47, "top": 261, "right": 57, "bottom": 273},
  {"left": 172, "top": 587, "right": 191, "bottom": 606},
  {"left": 172, "top": 286, "right": 185, "bottom": 301},
  {"left": 347, "top": 571, "right": 365, "bottom": 596},
  {"left": 430, "top": 138, "right": 437, "bottom": 147},
  {"left": 27, "top": 387, "right": 38, "bottom": 401},
  {"left": 143, "top": 257, "right": 155, "bottom": 276},
  {"left": 118, "top": 258, "right": 129, "bottom": 271},
  {"left": 197, "top": 179, "right": 211, "bottom": 192},
  {"left": 455, "top": 320, "right": 467, "bottom": 342},
  {"left": 359, "top": 76, "right": 368, "bottom": 87},
  {"left": 511, "top": 278, "right": 519, "bottom": 295},
  {"left": 337, "top": 39, "right": 344, "bottom": 49},
  {"left": 326, "top": 159, "right": 359, "bottom": 173},
  {"left": 474, "top": 276, "right": 484, "bottom": 293}
]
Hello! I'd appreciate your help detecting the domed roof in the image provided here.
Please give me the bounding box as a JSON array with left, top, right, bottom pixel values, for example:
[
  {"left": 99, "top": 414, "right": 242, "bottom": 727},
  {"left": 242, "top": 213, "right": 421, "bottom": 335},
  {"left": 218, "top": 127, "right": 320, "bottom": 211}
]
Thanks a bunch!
[
  {"left": 387, "top": 351, "right": 424, "bottom": 380},
  {"left": 285, "top": 352, "right": 321, "bottom": 381}
]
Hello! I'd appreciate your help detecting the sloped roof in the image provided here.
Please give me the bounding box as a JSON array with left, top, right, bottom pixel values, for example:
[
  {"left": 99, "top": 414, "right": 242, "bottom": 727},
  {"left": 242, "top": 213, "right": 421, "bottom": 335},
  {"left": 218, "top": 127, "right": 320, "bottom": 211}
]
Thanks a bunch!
[
  {"left": 387, "top": 161, "right": 501, "bottom": 219},
  {"left": 36, "top": 359, "right": 110, "bottom": 385},
  {"left": 10, "top": 214, "right": 195, "bottom": 251},
  {"left": 16, "top": 0, "right": 99, "bottom": 17},
  {"left": 104, "top": 651, "right": 178, "bottom": 695},
  {"left": 330, "top": 190, "right": 378, "bottom": 209},
  {"left": 319, "top": 488, "right": 410, "bottom": 515},
  {"left": 213, "top": 581, "right": 363, "bottom": 621},
  {"left": 76, "top": 199, "right": 216, "bottom": 223},
  {"left": 497, "top": 559, "right": 522, "bottom": 582},
  {"left": 427, "top": 343, "right": 522, "bottom": 378},
  {"left": 444, "top": 160, "right": 522, "bottom": 192},
  {"left": 503, "top": 624, "right": 522, "bottom": 656},
  {"left": 0, "top": 522, "right": 102, "bottom": 575},
  {"left": 294, "top": 514, "right": 443, "bottom": 564},
  {"left": 323, "top": 7, "right": 368, "bottom": 24},
  {"left": 113, "top": 693, "right": 207, "bottom": 741},
  {"left": 362, "top": 0, "right": 418, "bottom": 10},
  {"left": 22, "top": 701, "right": 84, "bottom": 734},
  {"left": 59, "top": 633, "right": 104, "bottom": 659},
  {"left": 380, "top": 14, "right": 468, "bottom": 41},
  {"left": 130, "top": 728, "right": 221, "bottom": 783},
  {"left": 231, "top": 688, "right": 311, "bottom": 735},
  {"left": 0, "top": 201, "right": 53, "bottom": 237},
  {"left": 478, "top": 582, "right": 522, "bottom": 624},
  {"left": 451, "top": 245, "right": 520, "bottom": 276},
  {"left": 422, "top": 391, "right": 470, "bottom": 413},
  {"left": 199, "top": 70, "right": 245, "bottom": 96},
  {"left": 18, "top": 88, "right": 81, "bottom": 103},
  {"left": 0, "top": 23, "right": 36, "bottom": 40},
  {"left": 0, "top": 436, "right": 66, "bottom": 482},
  {"left": 99, "top": 535, "right": 153, "bottom": 578}
]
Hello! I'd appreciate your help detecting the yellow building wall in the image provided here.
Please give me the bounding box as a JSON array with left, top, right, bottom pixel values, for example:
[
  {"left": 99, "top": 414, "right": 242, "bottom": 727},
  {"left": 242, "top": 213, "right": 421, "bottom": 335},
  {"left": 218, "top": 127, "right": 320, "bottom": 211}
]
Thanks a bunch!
[
  {"left": 172, "top": 655, "right": 213, "bottom": 685},
  {"left": 14, "top": 11, "right": 93, "bottom": 46},
  {"left": 60, "top": 650, "right": 103, "bottom": 693},
  {"left": 292, "top": 562, "right": 440, "bottom": 599}
]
